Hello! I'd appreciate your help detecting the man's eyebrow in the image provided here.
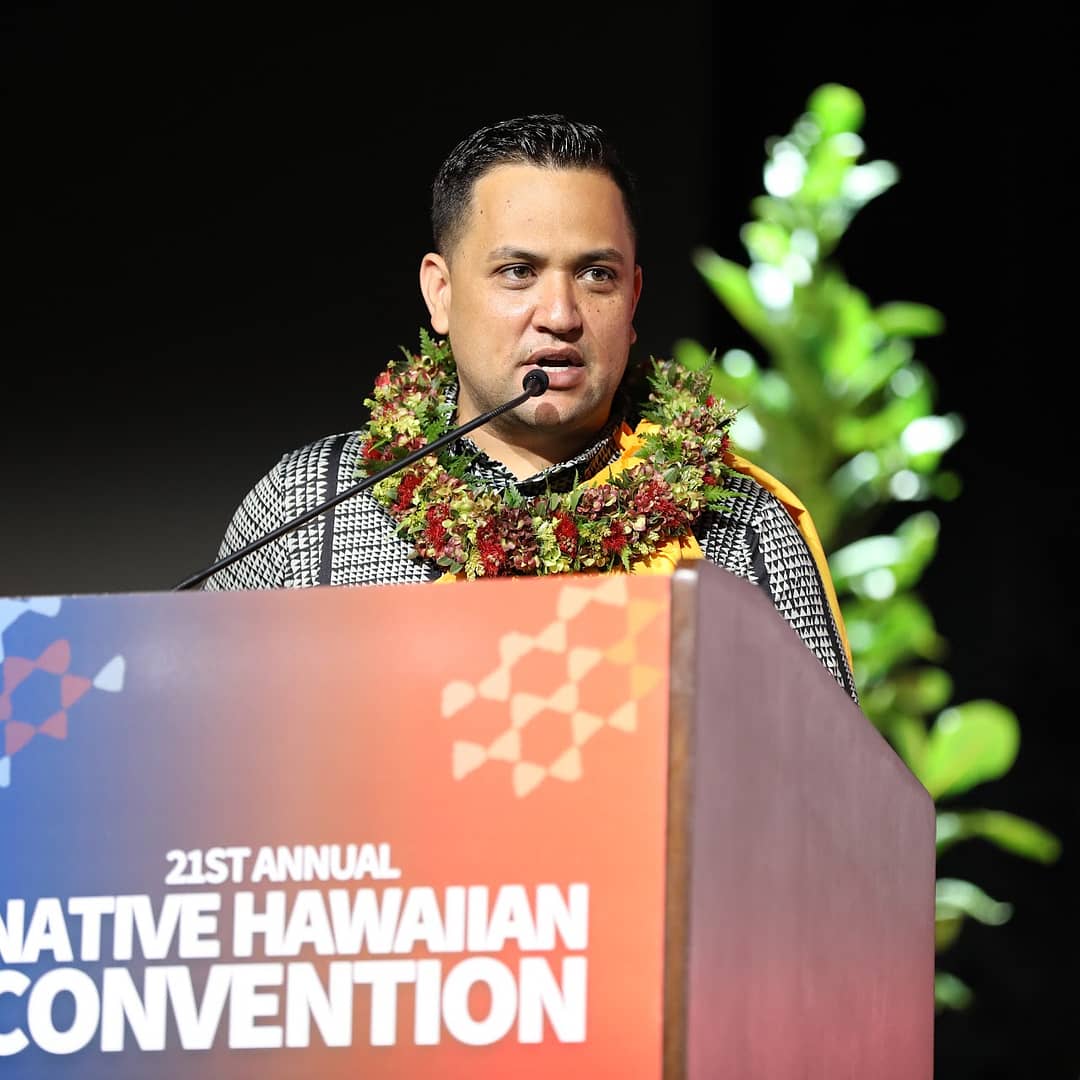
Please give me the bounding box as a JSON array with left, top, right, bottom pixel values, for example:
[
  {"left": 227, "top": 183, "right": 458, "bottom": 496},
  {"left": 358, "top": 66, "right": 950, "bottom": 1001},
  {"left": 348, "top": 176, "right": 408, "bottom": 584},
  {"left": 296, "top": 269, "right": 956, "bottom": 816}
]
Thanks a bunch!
[
  {"left": 486, "top": 245, "right": 627, "bottom": 264},
  {"left": 579, "top": 247, "right": 626, "bottom": 265},
  {"left": 487, "top": 246, "right": 537, "bottom": 261}
]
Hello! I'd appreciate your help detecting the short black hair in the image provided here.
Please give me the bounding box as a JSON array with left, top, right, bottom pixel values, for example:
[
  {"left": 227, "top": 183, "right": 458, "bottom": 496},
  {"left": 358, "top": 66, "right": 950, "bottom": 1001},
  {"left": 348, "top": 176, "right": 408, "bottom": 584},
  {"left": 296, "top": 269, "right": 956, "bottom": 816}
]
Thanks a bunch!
[{"left": 430, "top": 113, "right": 641, "bottom": 257}]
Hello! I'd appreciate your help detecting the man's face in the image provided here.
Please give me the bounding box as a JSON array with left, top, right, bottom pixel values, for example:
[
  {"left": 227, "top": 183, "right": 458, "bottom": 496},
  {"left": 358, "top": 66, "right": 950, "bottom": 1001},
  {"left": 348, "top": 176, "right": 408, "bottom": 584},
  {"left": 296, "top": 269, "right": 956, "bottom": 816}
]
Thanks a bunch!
[{"left": 421, "top": 163, "right": 642, "bottom": 461}]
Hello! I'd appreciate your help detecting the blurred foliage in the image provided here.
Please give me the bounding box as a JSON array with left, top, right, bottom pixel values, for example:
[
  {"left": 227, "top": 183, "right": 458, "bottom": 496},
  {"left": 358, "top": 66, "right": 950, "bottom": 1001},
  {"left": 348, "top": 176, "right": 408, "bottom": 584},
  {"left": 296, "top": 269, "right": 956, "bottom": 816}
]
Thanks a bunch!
[{"left": 678, "top": 82, "right": 1062, "bottom": 1011}]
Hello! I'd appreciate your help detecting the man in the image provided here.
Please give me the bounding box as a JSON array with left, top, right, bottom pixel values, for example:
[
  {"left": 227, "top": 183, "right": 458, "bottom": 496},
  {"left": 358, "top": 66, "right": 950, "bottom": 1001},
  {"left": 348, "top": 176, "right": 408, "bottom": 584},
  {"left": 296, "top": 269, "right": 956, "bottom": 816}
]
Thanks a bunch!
[{"left": 205, "top": 114, "right": 858, "bottom": 703}]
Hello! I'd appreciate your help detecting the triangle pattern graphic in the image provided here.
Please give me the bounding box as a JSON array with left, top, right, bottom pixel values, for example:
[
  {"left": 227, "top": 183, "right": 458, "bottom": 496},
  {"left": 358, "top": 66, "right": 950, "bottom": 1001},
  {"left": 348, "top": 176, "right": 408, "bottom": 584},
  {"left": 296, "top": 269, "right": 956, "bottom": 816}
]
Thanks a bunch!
[
  {"left": 499, "top": 632, "right": 534, "bottom": 667},
  {"left": 556, "top": 586, "right": 592, "bottom": 621},
  {"left": 488, "top": 729, "right": 521, "bottom": 762},
  {"left": 549, "top": 747, "right": 583, "bottom": 782},
  {"left": 452, "top": 741, "right": 487, "bottom": 779},
  {"left": 441, "top": 680, "right": 476, "bottom": 718},
  {"left": 513, "top": 762, "right": 547, "bottom": 798}
]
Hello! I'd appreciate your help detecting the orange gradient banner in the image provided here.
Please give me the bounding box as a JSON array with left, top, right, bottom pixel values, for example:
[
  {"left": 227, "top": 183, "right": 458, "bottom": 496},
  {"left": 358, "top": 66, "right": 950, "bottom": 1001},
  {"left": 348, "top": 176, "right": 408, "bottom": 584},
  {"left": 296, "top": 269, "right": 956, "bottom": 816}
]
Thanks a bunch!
[{"left": 0, "top": 573, "right": 672, "bottom": 1077}]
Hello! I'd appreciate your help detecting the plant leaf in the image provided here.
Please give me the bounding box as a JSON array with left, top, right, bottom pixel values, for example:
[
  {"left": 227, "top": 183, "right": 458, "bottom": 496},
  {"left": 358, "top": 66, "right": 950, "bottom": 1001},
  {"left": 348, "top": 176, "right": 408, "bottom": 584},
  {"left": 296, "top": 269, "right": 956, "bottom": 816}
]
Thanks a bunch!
[
  {"left": 936, "top": 809, "right": 1062, "bottom": 863},
  {"left": 936, "top": 877, "right": 1013, "bottom": 926},
  {"left": 691, "top": 247, "right": 776, "bottom": 346},
  {"left": 874, "top": 301, "right": 946, "bottom": 337},
  {"left": 807, "top": 83, "right": 865, "bottom": 135},
  {"left": 934, "top": 971, "right": 974, "bottom": 1012},
  {"left": 920, "top": 701, "right": 1020, "bottom": 800}
]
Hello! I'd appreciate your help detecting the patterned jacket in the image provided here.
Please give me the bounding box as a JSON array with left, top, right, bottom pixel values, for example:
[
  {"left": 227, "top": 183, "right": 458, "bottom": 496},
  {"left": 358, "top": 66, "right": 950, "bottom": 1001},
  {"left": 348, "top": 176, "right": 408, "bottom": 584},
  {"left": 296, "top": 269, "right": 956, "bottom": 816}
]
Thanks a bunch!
[{"left": 206, "top": 416, "right": 858, "bottom": 704}]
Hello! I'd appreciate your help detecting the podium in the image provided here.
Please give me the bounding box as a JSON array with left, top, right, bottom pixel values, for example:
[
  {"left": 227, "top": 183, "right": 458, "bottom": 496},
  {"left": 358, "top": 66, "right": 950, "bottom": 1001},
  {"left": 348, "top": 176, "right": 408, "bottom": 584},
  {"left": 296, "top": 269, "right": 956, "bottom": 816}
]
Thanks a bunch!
[{"left": 0, "top": 561, "right": 934, "bottom": 1077}]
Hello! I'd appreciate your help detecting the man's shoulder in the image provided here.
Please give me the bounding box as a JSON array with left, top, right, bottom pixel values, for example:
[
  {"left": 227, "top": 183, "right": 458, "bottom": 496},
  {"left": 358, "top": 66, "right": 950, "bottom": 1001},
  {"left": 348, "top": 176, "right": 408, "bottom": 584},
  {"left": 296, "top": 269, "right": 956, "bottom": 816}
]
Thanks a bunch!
[
  {"left": 708, "top": 465, "right": 781, "bottom": 529},
  {"left": 696, "top": 460, "right": 820, "bottom": 570},
  {"left": 277, "top": 430, "right": 364, "bottom": 463},
  {"left": 244, "top": 431, "right": 369, "bottom": 510},
  {"left": 266, "top": 431, "right": 366, "bottom": 481}
]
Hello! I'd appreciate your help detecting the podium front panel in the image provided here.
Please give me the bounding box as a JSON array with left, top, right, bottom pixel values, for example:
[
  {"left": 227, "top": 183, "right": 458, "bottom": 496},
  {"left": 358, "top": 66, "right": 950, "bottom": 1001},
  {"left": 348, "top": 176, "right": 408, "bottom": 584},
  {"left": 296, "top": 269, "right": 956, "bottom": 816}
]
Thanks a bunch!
[{"left": 0, "top": 576, "right": 672, "bottom": 1078}]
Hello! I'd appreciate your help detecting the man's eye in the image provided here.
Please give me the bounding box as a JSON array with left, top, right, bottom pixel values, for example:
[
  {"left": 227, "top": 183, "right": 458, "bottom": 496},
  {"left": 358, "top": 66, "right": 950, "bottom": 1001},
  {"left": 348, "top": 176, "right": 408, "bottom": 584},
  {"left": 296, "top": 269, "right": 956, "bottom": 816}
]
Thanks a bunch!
[
  {"left": 582, "top": 267, "right": 616, "bottom": 284},
  {"left": 499, "top": 265, "right": 534, "bottom": 283}
]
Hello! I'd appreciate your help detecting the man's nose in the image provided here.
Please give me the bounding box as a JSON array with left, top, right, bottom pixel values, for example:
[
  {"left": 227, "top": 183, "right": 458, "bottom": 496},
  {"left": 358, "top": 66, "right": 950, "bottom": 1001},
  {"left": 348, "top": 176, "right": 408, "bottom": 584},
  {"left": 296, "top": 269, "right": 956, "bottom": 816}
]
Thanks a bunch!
[{"left": 533, "top": 273, "right": 583, "bottom": 335}]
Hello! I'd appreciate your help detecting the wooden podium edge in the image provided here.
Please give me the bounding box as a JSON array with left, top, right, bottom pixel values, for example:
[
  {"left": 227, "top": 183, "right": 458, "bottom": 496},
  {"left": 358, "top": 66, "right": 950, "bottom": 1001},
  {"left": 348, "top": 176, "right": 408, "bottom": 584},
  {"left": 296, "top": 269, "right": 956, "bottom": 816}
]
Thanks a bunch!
[
  {"left": 662, "top": 566, "right": 699, "bottom": 1079},
  {"left": 660, "top": 561, "right": 935, "bottom": 1078}
]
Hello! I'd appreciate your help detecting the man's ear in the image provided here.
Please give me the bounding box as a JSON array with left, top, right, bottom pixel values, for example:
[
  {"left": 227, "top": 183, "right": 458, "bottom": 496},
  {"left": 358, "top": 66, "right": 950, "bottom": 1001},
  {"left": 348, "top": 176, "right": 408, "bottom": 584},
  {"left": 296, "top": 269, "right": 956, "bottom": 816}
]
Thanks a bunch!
[
  {"left": 419, "top": 252, "right": 451, "bottom": 335},
  {"left": 629, "top": 264, "right": 643, "bottom": 345}
]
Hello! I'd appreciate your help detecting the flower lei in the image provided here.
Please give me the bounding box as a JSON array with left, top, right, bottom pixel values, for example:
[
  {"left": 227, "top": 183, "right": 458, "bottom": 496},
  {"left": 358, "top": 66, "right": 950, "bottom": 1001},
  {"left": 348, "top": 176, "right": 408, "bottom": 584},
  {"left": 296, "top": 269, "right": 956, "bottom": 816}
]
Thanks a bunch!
[{"left": 357, "top": 331, "right": 740, "bottom": 578}]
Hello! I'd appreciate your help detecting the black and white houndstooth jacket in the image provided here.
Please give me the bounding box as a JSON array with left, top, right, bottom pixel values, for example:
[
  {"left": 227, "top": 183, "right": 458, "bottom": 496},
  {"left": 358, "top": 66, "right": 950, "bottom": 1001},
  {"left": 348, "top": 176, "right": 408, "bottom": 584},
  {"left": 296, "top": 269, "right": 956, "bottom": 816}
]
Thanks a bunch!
[{"left": 206, "top": 416, "right": 859, "bottom": 704}]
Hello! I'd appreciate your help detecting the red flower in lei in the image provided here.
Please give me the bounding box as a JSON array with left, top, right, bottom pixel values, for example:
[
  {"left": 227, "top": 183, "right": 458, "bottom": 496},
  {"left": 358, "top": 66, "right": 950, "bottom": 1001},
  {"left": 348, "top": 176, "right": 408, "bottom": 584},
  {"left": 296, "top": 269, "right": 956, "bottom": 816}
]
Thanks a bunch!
[
  {"left": 424, "top": 504, "right": 451, "bottom": 552},
  {"left": 602, "top": 528, "right": 630, "bottom": 554},
  {"left": 553, "top": 510, "right": 579, "bottom": 557},
  {"left": 392, "top": 472, "right": 421, "bottom": 515},
  {"left": 475, "top": 519, "right": 506, "bottom": 576}
]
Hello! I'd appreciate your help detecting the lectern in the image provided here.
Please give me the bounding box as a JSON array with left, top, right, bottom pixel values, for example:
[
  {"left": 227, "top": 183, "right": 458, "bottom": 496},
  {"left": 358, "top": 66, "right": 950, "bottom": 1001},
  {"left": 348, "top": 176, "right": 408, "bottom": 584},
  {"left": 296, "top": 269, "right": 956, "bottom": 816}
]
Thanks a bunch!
[{"left": 0, "top": 562, "right": 934, "bottom": 1077}]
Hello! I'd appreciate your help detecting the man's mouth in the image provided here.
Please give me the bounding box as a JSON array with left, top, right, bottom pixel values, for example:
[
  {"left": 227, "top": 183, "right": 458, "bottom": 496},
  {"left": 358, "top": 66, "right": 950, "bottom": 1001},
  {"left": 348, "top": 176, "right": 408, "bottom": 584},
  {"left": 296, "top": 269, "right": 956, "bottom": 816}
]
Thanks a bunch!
[
  {"left": 528, "top": 351, "right": 584, "bottom": 370},
  {"left": 523, "top": 353, "right": 586, "bottom": 391}
]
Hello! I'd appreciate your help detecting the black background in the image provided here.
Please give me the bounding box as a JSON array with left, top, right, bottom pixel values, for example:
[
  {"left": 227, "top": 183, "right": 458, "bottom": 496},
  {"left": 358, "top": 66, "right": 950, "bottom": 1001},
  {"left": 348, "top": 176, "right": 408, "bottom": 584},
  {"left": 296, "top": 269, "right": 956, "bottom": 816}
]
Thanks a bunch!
[{"left": 3, "top": 7, "right": 1074, "bottom": 1076}]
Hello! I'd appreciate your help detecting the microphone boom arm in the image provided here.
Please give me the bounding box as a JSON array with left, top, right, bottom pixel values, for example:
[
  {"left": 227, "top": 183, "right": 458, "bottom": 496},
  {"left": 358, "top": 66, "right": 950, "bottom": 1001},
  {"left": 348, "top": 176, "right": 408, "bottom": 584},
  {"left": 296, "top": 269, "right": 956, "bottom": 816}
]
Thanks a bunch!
[{"left": 173, "top": 369, "right": 550, "bottom": 591}]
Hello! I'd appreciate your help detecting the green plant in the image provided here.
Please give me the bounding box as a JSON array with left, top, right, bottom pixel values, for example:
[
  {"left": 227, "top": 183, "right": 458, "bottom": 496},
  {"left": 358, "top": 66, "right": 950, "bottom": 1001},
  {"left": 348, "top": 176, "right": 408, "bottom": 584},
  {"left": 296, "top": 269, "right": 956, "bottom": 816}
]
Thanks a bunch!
[{"left": 675, "top": 82, "right": 1062, "bottom": 1010}]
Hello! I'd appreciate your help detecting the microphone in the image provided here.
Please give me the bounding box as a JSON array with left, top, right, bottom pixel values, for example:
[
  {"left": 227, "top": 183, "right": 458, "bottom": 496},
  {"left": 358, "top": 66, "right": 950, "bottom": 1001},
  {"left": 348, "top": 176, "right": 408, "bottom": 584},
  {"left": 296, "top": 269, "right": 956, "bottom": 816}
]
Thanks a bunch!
[{"left": 173, "top": 368, "right": 550, "bottom": 591}]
